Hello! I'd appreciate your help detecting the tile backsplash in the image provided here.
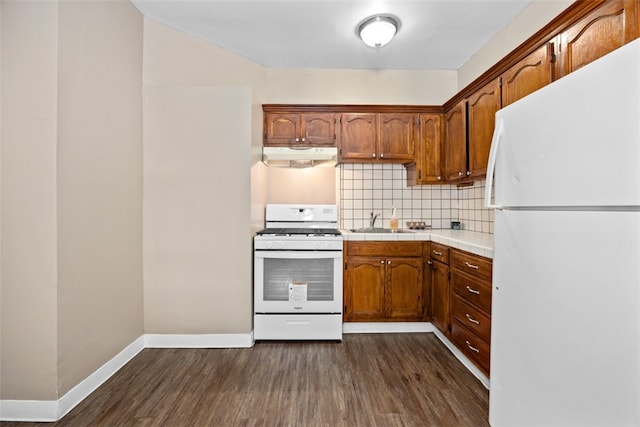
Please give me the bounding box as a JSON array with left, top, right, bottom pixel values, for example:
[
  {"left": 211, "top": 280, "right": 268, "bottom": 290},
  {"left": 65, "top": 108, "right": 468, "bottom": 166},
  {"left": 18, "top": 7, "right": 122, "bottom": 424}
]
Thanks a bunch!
[{"left": 337, "top": 163, "right": 493, "bottom": 233}]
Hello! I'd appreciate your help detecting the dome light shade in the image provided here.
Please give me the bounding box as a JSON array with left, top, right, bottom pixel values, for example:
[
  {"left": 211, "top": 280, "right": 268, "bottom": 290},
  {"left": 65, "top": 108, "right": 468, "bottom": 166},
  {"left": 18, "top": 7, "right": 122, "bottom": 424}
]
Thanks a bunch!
[{"left": 357, "top": 15, "right": 400, "bottom": 48}]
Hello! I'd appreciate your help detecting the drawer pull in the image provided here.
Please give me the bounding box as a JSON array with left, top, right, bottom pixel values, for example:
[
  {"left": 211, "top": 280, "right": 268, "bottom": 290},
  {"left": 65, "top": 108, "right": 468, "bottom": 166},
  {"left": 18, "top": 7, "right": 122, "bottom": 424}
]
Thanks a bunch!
[
  {"left": 465, "top": 313, "right": 480, "bottom": 324},
  {"left": 433, "top": 250, "right": 442, "bottom": 256},
  {"left": 465, "top": 261, "right": 480, "bottom": 270},
  {"left": 466, "top": 285, "right": 480, "bottom": 295},
  {"left": 465, "top": 340, "right": 480, "bottom": 353}
]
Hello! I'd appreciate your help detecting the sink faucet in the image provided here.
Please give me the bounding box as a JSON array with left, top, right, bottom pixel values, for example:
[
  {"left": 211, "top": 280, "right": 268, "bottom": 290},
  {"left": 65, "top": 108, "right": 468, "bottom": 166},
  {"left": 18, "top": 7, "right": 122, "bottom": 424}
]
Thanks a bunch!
[{"left": 369, "top": 211, "right": 380, "bottom": 229}]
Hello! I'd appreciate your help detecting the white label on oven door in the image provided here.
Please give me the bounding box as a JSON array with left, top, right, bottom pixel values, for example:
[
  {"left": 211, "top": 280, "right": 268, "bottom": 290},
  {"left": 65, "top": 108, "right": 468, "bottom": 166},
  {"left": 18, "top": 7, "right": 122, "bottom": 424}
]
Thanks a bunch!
[{"left": 288, "top": 281, "right": 308, "bottom": 302}]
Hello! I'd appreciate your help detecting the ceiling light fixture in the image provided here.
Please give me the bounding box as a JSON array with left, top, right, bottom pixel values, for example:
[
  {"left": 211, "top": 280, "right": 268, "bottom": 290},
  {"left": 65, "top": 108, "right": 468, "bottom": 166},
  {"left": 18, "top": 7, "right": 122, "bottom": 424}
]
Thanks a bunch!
[{"left": 357, "top": 14, "right": 400, "bottom": 48}]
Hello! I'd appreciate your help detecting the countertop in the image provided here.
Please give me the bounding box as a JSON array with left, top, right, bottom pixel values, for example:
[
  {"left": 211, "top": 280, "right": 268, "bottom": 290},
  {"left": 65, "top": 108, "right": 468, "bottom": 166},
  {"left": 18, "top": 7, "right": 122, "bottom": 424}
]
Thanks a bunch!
[{"left": 341, "top": 229, "right": 494, "bottom": 259}]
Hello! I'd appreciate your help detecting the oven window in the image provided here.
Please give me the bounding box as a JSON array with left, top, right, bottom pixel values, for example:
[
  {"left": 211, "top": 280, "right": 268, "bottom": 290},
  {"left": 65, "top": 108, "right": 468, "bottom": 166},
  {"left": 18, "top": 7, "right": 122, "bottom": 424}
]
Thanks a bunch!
[{"left": 263, "top": 258, "right": 334, "bottom": 301}]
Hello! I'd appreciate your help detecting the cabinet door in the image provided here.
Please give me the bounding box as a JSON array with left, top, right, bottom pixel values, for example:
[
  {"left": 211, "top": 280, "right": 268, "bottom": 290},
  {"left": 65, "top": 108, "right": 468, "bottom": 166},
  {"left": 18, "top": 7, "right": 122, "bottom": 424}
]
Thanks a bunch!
[
  {"left": 444, "top": 100, "right": 467, "bottom": 182},
  {"left": 339, "top": 113, "right": 378, "bottom": 161},
  {"left": 385, "top": 257, "right": 424, "bottom": 320},
  {"left": 302, "top": 113, "right": 337, "bottom": 146},
  {"left": 430, "top": 260, "right": 450, "bottom": 335},
  {"left": 407, "top": 113, "right": 443, "bottom": 185},
  {"left": 501, "top": 43, "right": 555, "bottom": 107},
  {"left": 344, "top": 256, "right": 386, "bottom": 321},
  {"left": 557, "top": 0, "right": 638, "bottom": 77},
  {"left": 264, "top": 113, "right": 301, "bottom": 145},
  {"left": 378, "top": 113, "right": 416, "bottom": 161},
  {"left": 467, "top": 79, "right": 501, "bottom": 179}
]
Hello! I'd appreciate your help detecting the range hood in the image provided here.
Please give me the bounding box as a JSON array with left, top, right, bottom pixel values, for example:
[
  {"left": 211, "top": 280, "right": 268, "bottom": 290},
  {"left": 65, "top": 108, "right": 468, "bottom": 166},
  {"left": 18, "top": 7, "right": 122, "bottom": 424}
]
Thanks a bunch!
[{"left": 262, "top": 146, "right": 338, "bottom": 168}]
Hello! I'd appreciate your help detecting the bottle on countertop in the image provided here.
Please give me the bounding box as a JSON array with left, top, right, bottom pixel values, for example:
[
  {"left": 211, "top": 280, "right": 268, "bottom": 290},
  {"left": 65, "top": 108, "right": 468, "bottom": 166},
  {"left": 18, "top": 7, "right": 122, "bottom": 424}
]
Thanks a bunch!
[{"left": 389, "top": 206, "right": 398, "bottom": 231}]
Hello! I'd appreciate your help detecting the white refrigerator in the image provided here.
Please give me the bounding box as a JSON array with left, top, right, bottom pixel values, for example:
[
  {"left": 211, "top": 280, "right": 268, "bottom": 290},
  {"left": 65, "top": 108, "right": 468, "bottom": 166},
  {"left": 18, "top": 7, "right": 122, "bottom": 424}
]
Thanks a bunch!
[{"left": 485, "top": 39, "right": 640, "bottom": 426}]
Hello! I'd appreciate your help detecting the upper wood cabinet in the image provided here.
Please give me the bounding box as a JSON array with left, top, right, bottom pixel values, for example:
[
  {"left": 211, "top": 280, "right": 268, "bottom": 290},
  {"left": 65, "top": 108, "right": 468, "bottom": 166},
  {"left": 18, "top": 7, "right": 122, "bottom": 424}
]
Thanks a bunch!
[
  {"left": 339, "top": 113, "right": 378, "bottom": 161},
  {"left": 557, "top": 0, "right": 638, "bottom": 78},
  {"left": 443, "top": 100, "right": 467, "bottom": 182},
  {"left": 340, "top": 112, "right": 416, "bottom": 162},
  {"left": 501, "top": 43, "right": 555, "bottom": 107},
  {"left": 406, "top": 113, "right": 444, "bottom": 186},
  {"left": 378, "top": 113, "right": 416, "bottom": 161},
  {"left": 264, "top": 112, "right": 338, "bottom": 146},
  {"left": 467, "top": 78, "right": 501, "bottom": 179}
]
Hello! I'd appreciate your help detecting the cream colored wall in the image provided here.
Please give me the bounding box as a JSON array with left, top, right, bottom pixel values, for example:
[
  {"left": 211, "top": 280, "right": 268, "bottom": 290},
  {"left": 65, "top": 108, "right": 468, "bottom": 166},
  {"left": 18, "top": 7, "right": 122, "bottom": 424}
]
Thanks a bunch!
[
  {"left": 1, "top": 0, "right": 143, "bottom": 401},
  {"left": 142, "top": 19, "right": 262, "bottom": 334},
  {"left": 457, "top": 0, "right": 574, "bottom": 89},
  {"left": 142, "top": 18, "right": 267, "bottom": 236},
  {"left": 1, "top": 0, "right": 59, "bottom": 401},
  {"left": 266, "top": 68, "right": 457, "bottom": 105},
  {"left": 55, "top": 0, "right": 143, "bottom": 396},
  {"left": 267, "top": 168, "right": 337, "bottom": 205},
  {"left": 143, "top": 86, "right": 252, "bottom": 333}
]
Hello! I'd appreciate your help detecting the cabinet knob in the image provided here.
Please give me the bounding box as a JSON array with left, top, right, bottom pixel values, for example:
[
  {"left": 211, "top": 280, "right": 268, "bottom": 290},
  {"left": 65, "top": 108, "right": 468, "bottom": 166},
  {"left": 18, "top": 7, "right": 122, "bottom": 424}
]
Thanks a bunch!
[
  {"left": 295, "top": 137, "right": 300, "bottom": 142},
  {"left": 380, "top": 153, "right": 384, "bottom": 158},
  {"left": 437, "top": 176, "right": 442, "bottom": 181},
  {"left": 387, "top": 260, "right": 391, "bottom": 265},
  {"left": 301, "top": 137, "right": 306, "bottom": 142},
  {"left": 458, "top": 171, "right": 464, "bottom": 176},
  {"left": 466, "top": 171, "right": 471, "bottom": 176},
  {"left": 380, "top": 260, "right": 385, "bottom": 264},
  {"left": 372, "top": 153, "right": 376, "bottom": 158}
]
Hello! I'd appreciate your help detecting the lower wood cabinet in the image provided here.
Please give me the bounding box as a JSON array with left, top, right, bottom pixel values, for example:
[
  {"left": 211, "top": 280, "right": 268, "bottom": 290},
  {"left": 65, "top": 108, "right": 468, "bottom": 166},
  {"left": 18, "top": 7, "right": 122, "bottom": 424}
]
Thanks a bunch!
[
  {"left": 344, "top": 240, "right": 493, "bottom": 376},
  {"left": 344, "top": 241, "right": 424, "bottom": 321},
  {"left": 427, "top": 242, "right": 451, "bottom": 335},
  {"left": 449, "top": 249, "right": 493, "bottom": 376}
]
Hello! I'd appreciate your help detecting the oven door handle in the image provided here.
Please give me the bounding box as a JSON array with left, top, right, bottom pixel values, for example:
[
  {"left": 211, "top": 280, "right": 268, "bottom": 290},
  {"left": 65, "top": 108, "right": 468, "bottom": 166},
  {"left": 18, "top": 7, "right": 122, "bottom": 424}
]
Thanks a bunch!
[{"left": 254, "top": 250, "right": 342, "bottom": 260}]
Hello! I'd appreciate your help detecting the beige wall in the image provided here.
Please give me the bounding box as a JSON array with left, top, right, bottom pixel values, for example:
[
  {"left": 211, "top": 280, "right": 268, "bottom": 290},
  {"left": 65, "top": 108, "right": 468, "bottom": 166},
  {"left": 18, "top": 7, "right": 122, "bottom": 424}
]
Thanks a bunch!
[
  {"left": 142, "top": 20, "right": 262, "bottom": 334},
  {"left": 266, "top": 68, "right": 457, "bottom": 105},
  {"left": 1, "top": 0, "right": 59, "bottom": 400},
  {"left": 267, "top": 168, "right": 337, "bottom": 205},
  {"left": 55, "top": 0, "right": 143, "bottom": 396},
  {"left": 457, "top": 0, "right": 575, "bottom": 89},
  {"left": 143, "top": 86, "right": 252, "bottom": 333},
  {"left": 1, "top": 0, "right": 143, "bottom": 400}
]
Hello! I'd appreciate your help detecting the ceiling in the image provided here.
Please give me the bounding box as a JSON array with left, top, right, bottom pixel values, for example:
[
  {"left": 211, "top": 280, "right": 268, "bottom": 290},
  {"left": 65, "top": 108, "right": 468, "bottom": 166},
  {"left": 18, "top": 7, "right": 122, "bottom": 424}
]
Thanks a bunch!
[{"left": 131, "top": 0, "right": 534, "bottom": 70}]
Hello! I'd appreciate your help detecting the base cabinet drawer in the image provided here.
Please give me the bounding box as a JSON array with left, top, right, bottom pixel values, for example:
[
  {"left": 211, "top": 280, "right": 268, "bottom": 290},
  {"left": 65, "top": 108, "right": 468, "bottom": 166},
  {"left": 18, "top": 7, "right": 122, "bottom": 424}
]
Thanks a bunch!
[
  {"left": 451, "top": 296, "right": 491, "bottom": 344},
  {"left": 451, "top": 270, "right": 492, "bottom": 313},
  {"left": 451, "top": 321, "right": 490, "bottom": 375}
]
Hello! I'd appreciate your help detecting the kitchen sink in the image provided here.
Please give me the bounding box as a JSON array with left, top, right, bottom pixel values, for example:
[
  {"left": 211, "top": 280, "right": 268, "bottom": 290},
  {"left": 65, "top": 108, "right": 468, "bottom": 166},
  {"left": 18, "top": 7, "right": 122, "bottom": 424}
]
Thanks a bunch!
[{"left": 349, "top": 228, "right": 415, "bottom": 234}]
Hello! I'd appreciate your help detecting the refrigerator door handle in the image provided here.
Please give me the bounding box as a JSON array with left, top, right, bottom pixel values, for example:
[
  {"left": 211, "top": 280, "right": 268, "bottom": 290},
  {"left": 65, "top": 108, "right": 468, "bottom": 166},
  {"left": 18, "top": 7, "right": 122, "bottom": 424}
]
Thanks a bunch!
[{"left": 484, "top": 118, "right": 504, "bottom": 209}]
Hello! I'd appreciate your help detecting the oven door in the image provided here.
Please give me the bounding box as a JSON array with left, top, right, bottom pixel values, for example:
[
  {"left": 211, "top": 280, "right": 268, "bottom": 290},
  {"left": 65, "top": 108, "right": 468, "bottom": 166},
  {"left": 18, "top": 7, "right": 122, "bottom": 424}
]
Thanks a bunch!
[{"left": 254, "top": 250, "right": 343, "bottom": 314}]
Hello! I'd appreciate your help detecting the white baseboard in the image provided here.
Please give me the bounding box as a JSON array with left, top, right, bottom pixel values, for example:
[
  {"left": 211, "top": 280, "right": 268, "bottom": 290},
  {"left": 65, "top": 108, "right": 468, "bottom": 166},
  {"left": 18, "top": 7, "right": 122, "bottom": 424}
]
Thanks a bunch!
[
  {"left": 0, "top": 400, "right": 58, "bottom": 423},
  {"left": 145, "top": 333, "right": 254, "bottom": 348},
  {"left": 57, "top": 336, "right": 146, "bottom": 419},
  {"left": 342, "top": 322, "right": 434, "bottom": 334},
  {"left": 0, "top": 332, "right": 254, "bottom": 422}
]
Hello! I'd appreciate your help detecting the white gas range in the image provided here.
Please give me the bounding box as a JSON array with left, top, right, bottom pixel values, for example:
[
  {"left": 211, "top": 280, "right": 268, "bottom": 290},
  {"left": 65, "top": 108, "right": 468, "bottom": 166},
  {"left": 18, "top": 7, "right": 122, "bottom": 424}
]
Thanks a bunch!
[{"left": 253, "top": 204, "right": 343, "bottom": 341}]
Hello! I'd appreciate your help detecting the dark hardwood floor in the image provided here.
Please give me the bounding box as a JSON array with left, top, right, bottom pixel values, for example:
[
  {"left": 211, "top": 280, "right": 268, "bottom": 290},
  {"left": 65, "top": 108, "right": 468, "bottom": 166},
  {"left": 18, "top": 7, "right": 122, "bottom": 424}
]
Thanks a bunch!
[{"left": 2, "top": 333, "right": 489, "bottom": 426}]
